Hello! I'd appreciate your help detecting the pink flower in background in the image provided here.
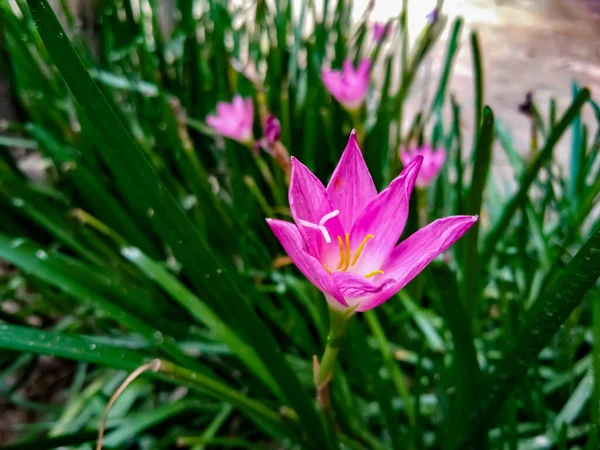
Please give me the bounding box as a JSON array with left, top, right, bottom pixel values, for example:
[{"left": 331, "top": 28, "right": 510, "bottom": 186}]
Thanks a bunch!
[
  {"left": 373, "top": 22, "right": 391, "bottom": 42},
  {"left": 322, "top": 59, "right": 371, "bottom": 110},
  {"left": 400, "top": 145, "right": 446, "bottom": 187},
  {"left": 206, "top": 95, "right": 254, "bottom": 143},
  {"left": 255, "top": 115, "right": 282, "bottom": 155},
  {"left": 426, "top": 8, "right": 440, "bottom": 24},
  {"left": 264, "top": 115, "right": 281, "bottom": 145},
  {"left": 267, "top": 131, "right": 476, "bottom": 312}
]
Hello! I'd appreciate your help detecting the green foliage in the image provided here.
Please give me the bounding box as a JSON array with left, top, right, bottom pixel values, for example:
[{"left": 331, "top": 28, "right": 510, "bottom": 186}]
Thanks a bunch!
[{"left": 0, "top": 0, "right": 599, "bottom": 448}]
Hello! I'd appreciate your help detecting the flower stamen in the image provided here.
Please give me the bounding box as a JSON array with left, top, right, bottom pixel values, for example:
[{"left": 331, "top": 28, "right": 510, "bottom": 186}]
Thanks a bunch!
[
  {"left": 364, "top": 270, "right": 384, "bottom": 278},
  {"left": 336, "top": 236, "right": 345, "bottom": 270},
  {"left": 319, "top": 210, "right": 340, "bottom": 227},
  {"left": 342, "top": 233, "right": 351, "bottom": 271},
  {"left": 298, "top": 210, "right": 340, "bottom": 244},
  {"left": 323, "top": 264, "right": 333, "bottom": 274},
  {"left": 351, "top": 234, "right": 374, "bottom": 266}
]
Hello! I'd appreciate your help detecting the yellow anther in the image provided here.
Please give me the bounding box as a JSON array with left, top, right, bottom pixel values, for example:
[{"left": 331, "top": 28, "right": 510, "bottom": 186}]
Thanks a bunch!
[
  {"left": 364, "top": 269, "right": 384, "bottom": 278},
  {"left": 351, "top": 234, "right": 374, "bottom": 266},
  {"left": 343, "top": 233, "right": 351, "bottom": 271},
  {"left": 323, "top": 264, "right": 333, "bottom": 274},
  {"left": 336, "top": 236, "right": 345, "bottom": 270}
]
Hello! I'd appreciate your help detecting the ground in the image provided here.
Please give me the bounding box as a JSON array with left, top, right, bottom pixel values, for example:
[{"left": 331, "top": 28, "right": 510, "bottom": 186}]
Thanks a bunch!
[{"left": 370, "top": 0, "right": 600, "bottom": 179}]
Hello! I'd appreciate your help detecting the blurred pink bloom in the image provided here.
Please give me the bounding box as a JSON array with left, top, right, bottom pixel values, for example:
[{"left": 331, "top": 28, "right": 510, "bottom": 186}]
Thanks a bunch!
[
  {"left": 426, "top": 8, "right": 439, "bottom": 24},
  {"left": 206, "top": 95, "right": 254, "bottom": 143},
  {"left": 373, "top": 22, "right": 391, "bottom": 41},
  {"left": 264, "top": 115, "right": 281, "bottom": 145},
  {"left": 267, "top": 131, "right": 476, "bottom": 312},
  {"left": 322, "top": 59, "right": 371, "bottom": 110},
  {"left": 254, "top": 115, "right": 281, "bottom": 156},
  {"left": 400, "top": 145, "right": 446, "bottom": 187}
]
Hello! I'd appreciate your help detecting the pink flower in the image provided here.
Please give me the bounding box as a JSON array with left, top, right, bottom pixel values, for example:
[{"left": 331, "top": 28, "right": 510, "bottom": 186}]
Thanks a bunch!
[
  {"left": 267, "top": 131, "right": 476, "bottom": 312},
  {"left": 264, "top": 115, "right": 281, "bottom": 145},
  {"left": 322, "top": 59, "right": 371, "bottom": 110},
  {"left": 373, "top": 22, "right": 391, "bottom": 42},
  {"left": 206, "top": 95, "right": 254, "bottom": 143},
  {"left": 426, "top": 8, "right": 439, "bottom": 24},
  {"left": 400, "top": 145, "right": 446, "bottom": 187},
  {"left": 254, "top": 115, "right": 282, "bottom": 156}
]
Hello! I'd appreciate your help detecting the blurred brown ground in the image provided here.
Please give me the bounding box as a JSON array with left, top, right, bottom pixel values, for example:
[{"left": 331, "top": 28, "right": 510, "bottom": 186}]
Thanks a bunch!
[{"left": 396, "top": 0, "right": 600, "bottom": 183}]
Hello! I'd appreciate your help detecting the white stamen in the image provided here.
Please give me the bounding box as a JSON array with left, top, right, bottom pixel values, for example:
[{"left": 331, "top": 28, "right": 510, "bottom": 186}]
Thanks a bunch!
[
  {"left": 319, "top": 227, "right": 332, "bottom": 244},
  {"left": 298, "top": 220, "right": 321, "bottom": 231},
  {"left": 298, "top": 209, "right": 339, "bottom": 244},
  {"left": 319, "top": 209, "right": 340, "bottom": 226}
]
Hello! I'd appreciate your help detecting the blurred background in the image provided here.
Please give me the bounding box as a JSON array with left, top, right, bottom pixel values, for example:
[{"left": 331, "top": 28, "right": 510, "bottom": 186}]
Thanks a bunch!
[
  {"left": 1, "top": 0, "right": 600, "bottom": 448},
  {"left": 4, "top": 0, "right": 600, "bottom": 179}
]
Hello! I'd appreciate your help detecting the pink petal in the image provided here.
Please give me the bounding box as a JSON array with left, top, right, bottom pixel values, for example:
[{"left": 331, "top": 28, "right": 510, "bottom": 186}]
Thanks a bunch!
[
  {"left": 399, "top": 150, "right": 414, "bottom": 167},
  {"left": 289, "top": 158, "right": 345, "bottom": 263},
  {"left": 326, "top": 131, "right": 377, "bottom": 230},
  {"left": 267, "top": 219, "right": 348, "bottom": 307},
  {"left": 216, "top": 102, "right": 233, "bottom": 117},
  {"left": 358, "top": 58, "right": 371, "bottom": 75},
  {"left": 342, "top": 59, "right": 354, "bottom": 74},
  {"left": 433, "top": 148, "right": 447, "bottom": 167},
  {"left": 206, "top": 115, "right": 224, "bottom": 131},
  {"left": 331, "top": 271, "right": 392, "bottom": 299},
  {"left": 373, "top": 22, "right": 385, "bottom": 41},
  {"left": 357, "top": 215, "right": 477, "bottom": 311},
  {"left": 232, "top": 94, "right": 245, "bottom": 111},
  {"left": 244, "top": 98, "right": 254, "bottom": 120},
  {"left": 322, "top": 69, "right": 340, "bottom": 96},
  {"left": 348, "top": 156, "right": 423, "bottom": 272}
]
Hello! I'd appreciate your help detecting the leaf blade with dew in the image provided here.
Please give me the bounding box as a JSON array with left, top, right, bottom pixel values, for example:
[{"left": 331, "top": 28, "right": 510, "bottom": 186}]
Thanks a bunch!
[
  {"left": 0, "top": 234, "right": 209, "bottom": 373},
  {"left": 24, "top": 0, "right": 330, "bottom": 445},
  {"left": 118, "top": 243, "right": 279, "bottom": 394},
  {"left": 0, "top": 323, "right": 290, "bottom": 437},
  {"left": 455, "top": 225, "right": 600, "bottom": 449},
  {"left": 429, "top": 262, "right": 484, "bottom": 449}
]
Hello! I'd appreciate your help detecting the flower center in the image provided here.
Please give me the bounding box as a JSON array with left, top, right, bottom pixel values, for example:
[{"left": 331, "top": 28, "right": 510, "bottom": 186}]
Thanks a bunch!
[
  {"left": 324, "top": 233, "right": 383, "bottom": 279},
  {"left": 298, "top": 211, "right": 384, "bottom": 279}
]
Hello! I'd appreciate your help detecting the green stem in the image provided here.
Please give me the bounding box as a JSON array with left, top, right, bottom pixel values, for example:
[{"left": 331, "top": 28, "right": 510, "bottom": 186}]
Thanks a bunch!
[
  {"left": 315, "top": 307, "right": 353, "bottom": 446},
  {"left": 347, "top": 108, "right": 365, "bottom": 147},
  {"left": 316, "top": 308, "right": 350, "bottom": 386}
]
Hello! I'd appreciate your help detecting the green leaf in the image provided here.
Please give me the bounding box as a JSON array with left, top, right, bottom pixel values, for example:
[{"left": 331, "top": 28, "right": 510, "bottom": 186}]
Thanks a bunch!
[
  {"left": 589, "top": 289, "right": 600, "bottom": 448},
  {"left": 0, "top": 234, "right": 205, "bottom": 372},
  {"left": 429, "top": 17, "right": 463, "bottom": 115},
  {"left": 119, "top": 244, "right": 279, "bottom": 395},
  {"left": 24, "top": 0, "right": 329, "bottom": 445},
  {"left": 430, "top": 263, "right": 483, "bottom": 448},
  {"left": 102, "top": 399, "right": 206, "bottom": 447},
  {"left": 461, "top": 106, "right": 494, "bottom": 317},
  {"left": 0, "top": 323, "right": 288, "bottom": 436},
  {"left": 469, "top": 31, "right": 484, "bottom": 150},
  {"left": 455, "top": 225, "right": 600, "bottom": 448},
  {"left": 570, "top": 81, "right": 583, "bottom": 201},
  {"left": 553, "top": 370, "right": 593, "bottom": 432},
  {"left": 0, "top": 135, "right": 38, "bottom": 150},
  {"left": 482, "top": 88, "right": 590, "bottom": 261},
  {"left": 0, "top": 430, "right": 100, "bottom": 450}
]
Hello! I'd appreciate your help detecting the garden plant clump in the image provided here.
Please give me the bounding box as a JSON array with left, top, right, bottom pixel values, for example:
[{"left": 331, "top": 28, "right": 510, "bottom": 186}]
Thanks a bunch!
[{"left": 0, "top": 0, "right": 600, "bottom": 449}]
